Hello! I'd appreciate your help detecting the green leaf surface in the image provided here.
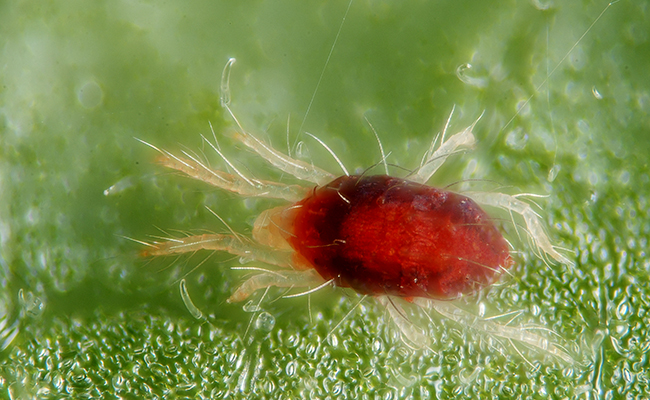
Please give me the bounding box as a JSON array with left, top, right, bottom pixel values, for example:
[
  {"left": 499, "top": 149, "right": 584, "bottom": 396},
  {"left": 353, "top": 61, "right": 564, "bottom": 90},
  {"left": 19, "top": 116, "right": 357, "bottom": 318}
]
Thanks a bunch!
[{"left": 1, "top": 1, "right": 648, "bottom": 398}]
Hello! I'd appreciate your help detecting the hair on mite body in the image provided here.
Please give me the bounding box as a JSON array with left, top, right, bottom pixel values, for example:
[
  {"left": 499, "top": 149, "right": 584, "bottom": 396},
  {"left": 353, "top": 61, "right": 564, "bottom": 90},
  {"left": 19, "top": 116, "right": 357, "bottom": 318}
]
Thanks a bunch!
[{"left": 135, "top": 56, "right": 575, "bottom": 364}]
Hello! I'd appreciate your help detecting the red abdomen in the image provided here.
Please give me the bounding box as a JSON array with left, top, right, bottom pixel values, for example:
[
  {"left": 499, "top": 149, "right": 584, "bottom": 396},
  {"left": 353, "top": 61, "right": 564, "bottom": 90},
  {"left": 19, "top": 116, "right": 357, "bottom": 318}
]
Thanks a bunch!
[{"left": 288, "top": 175, "right": 513, "bottom": 299}]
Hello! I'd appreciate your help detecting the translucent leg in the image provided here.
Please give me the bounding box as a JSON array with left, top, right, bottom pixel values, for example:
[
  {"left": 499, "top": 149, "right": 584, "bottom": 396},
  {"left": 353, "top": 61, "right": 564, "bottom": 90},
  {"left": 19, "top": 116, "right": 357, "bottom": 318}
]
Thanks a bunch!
[
  {"left": 137, "top": 138, "right": 309, "bottom": 202},
  {"left": 230, "top": 130, "right": 336, "bottom": 186},
  {"left": 376, "top": 296, "right": 430, "bottom": 348},
  {"left": 413, "top": 298, "right": 574, "bottom": 363},
  {"left": 140, "top": 233, "right": 293, "bottom": 269},
  {"left": 465, "top": 191, "right": 573, "bottom": 265},
  {"left": 411, "top": 112, "right": 480, "bottom": 184},
  {"left": 220, "top": 58, "right": 336, "bottom": 186},
  {"left": 228, "top": 269, "right": 325, "bottom": 303}
]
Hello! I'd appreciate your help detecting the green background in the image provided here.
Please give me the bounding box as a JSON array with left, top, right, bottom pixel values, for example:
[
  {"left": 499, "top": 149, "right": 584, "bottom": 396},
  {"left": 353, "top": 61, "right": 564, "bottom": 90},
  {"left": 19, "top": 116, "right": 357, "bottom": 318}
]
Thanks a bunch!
[{"left": 1, "top": 0, "right": 649, "bottom": 398}]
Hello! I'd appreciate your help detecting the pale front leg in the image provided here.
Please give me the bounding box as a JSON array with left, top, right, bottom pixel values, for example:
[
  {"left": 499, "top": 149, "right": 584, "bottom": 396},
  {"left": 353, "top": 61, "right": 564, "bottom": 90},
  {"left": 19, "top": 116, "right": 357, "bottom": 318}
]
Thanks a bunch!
[
  {"left": 141, "top": 233, "right": 293, "bottom": 268},
  {"left": 465, "top": 191, "right": 572, "bottom": 265},
  {"left": 137, "top": 138, "right": 309, "bottom": 202},
  {"left": 228, "top": 269, "right": 325, "bottom": 303}
]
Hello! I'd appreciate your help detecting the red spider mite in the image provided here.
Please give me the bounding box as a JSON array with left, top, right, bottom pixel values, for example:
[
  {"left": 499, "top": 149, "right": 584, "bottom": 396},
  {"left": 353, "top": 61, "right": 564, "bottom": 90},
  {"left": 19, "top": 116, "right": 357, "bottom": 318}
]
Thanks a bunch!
[
  {"left": 137, "top": 58, "right": 573, "bottom": 362},
  {"left": 288, "top": 174, "right": 513, "bottom": 300}
]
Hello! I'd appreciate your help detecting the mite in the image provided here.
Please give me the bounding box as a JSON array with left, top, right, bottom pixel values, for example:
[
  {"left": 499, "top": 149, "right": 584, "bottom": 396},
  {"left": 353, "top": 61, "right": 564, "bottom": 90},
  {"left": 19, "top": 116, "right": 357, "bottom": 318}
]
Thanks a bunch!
[
  {"left": 286, "top": 174, "right": 513, "bottom": 300},
  {"left": 137, "top": 59, "right": 572, "bottom": 360}
]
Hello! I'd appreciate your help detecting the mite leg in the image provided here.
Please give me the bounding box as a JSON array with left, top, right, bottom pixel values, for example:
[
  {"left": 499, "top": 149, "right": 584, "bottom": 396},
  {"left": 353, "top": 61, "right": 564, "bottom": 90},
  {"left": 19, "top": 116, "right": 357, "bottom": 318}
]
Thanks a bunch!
[
  {"left": 465, "top": 191, "right": 572, "bottom": 266},
  {"left": 220, "top": 58, "right": 335, "bottom": 186},
  {"left": 411, "top": 111, "right": 480, "bottom": 184},
  {"left": 229, "top": 130, "right": 336, "bottom": 186},
  {"left": 228, "top": 269, "right": 325, "bottom": 303},
  {"left": 414, "top": 298, "right": 574, "bottom": 363},
  {"left": 376, "top": 296, "right": 430, "bottom": 348},
  {"left": 140, "top": 233, "right": 293, "bottom": 269},
  {"left": 137, "top": 138, "right": 309, "bottom": 202}
]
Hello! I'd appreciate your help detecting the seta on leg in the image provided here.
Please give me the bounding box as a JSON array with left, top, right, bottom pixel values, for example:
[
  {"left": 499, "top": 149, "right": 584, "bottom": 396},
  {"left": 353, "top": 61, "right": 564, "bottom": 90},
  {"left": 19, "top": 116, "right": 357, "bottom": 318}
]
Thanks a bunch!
[
  {"left": 140, "top": 232, "right": 294, "bottom": 269},
  {"left": 136, "top": 137, "right": 309, "bottom": 202}
]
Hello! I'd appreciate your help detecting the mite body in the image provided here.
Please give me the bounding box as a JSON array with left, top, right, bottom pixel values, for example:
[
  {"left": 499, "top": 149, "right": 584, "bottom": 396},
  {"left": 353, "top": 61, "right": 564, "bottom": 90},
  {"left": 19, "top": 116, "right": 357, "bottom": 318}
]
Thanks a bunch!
[{"left": 285, "top": 174, "right": 513, "bottom": 299}]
